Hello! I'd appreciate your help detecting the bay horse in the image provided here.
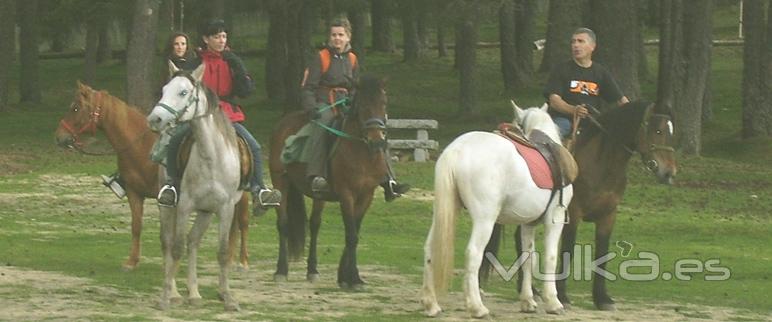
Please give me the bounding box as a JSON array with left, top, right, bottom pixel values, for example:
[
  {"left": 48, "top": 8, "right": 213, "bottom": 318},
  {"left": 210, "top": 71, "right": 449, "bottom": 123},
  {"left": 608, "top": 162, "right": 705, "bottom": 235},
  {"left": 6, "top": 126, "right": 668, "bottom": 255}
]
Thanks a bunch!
[
  {"left": 421, "top": 104, "right": 572, "bottom": 318},
  {"left": 147, "top": 64, "right": 245, "bottom": 311},
  {"left": 268, "top": 75, "right": 389, "bottom": 288},
  {"left": 556, "top": 100, "right": 676, "bottom": 310},
  {"left": 54, "top": 82, "right": 251, "bottom": 272}
]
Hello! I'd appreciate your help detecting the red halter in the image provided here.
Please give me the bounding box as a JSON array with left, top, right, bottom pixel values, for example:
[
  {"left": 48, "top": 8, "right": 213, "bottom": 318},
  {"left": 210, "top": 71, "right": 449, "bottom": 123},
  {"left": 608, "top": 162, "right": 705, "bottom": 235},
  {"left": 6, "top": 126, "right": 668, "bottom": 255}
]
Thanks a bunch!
[{"left": 59, "top": 91, "right": 103, "bottom": 148}]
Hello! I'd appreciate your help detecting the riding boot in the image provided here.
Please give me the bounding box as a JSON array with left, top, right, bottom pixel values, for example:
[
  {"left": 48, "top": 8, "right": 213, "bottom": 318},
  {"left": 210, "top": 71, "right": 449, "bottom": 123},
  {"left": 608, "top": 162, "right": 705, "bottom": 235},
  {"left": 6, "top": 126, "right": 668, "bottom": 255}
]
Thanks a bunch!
[
  {"left": 381, "top": 152, "right": 410, "bottom": 202},
  {"left": 157, "top": 171, "right": 178, "bottom": 207}
]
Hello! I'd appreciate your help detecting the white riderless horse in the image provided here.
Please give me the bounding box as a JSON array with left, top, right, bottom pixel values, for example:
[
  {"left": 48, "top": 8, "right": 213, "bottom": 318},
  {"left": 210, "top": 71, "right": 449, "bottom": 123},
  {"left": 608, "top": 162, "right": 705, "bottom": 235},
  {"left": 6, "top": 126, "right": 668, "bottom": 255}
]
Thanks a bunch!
[
  {"left": 147, "top": 64, "right": 243, "bottom": 311},
  {"left": 421, "top": 102, "right": 573, "bottom": 318}
]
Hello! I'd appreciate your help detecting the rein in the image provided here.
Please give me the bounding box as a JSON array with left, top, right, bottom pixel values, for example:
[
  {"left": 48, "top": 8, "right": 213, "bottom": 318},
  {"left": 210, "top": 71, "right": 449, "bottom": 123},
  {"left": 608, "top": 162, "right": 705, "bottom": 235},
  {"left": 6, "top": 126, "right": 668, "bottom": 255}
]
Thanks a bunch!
[{"left": 312, "top": 96, "right": 387, "bottom": 145}]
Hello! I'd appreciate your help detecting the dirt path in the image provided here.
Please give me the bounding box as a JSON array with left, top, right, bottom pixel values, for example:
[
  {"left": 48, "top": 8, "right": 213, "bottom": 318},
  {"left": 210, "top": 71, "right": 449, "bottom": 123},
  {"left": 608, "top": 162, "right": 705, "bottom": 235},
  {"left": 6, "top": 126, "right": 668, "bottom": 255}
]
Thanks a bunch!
[{"left": 0, "top": 173, "right": 769, "bottom": 320}]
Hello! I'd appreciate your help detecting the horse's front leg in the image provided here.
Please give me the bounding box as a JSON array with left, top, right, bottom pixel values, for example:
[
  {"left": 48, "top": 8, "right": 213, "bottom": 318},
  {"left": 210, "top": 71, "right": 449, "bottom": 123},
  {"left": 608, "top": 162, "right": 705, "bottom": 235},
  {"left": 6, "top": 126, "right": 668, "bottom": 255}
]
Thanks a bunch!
[
  {"left": 519, "top": 223, "right": 538, "bottom": 313},
  {"left": 186, "top": 211, "right": 213, "bottom": 306},
  {"left": 337, "top": 193, "right": 369, "bottom": 289},
  {"left": 307, "top": 199, "right": 325, "bottom": 282},
  {"left": 542, "top": 212, "right": 566, "bottom": 315},
  {"left": 593, "top": 212, "right": 617, "bottom": 311},
  {"left": 216, "top": 203, "right": 240, "bottom": 311},
  {"left": 158, "top": 206, "right": 182, "bottom": 310},
  {"left": 273, "top": 193, "right": 290, "bottom": 282},
  {"left": 123, "top": 190, "right": 144, "bottom": 271},
  {"left": 557, "top": 210, "right": 581, "bottom": 307}
]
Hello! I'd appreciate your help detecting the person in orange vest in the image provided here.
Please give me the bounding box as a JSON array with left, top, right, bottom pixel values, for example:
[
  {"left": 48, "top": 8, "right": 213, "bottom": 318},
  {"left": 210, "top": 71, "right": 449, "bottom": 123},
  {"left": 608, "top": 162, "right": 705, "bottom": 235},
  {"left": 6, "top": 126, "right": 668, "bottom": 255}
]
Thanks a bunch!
[{"left": 302, "top": 18, "right": 409, "bottom": 202}]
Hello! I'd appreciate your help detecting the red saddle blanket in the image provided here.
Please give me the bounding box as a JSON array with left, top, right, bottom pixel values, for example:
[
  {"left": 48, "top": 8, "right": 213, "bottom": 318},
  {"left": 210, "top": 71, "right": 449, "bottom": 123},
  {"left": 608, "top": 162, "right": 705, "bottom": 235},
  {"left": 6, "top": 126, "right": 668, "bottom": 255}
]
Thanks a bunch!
[{"left": 504, "top": 137, "right": 554, "bottom": 189}]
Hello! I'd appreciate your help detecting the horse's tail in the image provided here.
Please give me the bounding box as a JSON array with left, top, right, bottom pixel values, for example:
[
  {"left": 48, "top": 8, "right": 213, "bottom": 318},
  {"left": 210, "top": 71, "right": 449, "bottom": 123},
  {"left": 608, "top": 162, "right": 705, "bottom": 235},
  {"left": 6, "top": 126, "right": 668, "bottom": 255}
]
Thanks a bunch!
[
  {"left": 425, "top": 152, "right": 461, "bottom": 295},
  {"left": 479, "top": 224, "right": 503, "bottom": 282},
  {"left": 286, "top": 183, "right": 307, "bottom": 260}
]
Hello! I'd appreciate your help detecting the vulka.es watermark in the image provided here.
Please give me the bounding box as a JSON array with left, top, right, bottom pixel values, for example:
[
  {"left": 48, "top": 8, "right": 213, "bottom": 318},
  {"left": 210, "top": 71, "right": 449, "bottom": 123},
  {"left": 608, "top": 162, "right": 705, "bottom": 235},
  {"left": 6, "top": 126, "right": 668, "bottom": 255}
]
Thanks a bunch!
[{"left": 484, "top": 243, "right": 731, "bottom": 282}]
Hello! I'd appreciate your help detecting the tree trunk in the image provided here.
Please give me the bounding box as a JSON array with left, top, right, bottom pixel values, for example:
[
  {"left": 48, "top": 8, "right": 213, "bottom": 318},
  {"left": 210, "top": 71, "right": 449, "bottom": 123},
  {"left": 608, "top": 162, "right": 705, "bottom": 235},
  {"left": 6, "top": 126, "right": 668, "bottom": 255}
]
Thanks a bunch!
[
  {"left": 539, "top": 0, "right": 586, "bottom": 73},
  {"left": 437, "top": 20, "right": 447, "bottom": 57},
  {"left": 741, "top": 0, "right": 772, "bottom": 138},
  {"left": 416, "top": 1, "right": 430, "bottom": 50},
  {"left": 0, "top": 0, "right": 15, "bottom": 110},
  {"left": 126, "top": 0, "right": 160, "bottom": 112},
  {"left": 590, "top": 0, "right": 641, "bottom": 100},
  {"left": 656, "top": 0, "right": 683, "bottom": 112},
  {"left": 499, "top": 0, "right": 518, "bottom": 91},
  {"left": 371, "top": 0, "right": 394, "bottom": 52},
  {"left": 265, "top": 1, "right": 288, "bottom": 105},
  {"left": 18, "top": 0, "right": 41, "bottom": 104},
  {"left": 456, "top": 2, "right": 478, "bottom": 116},
  {"left": 283, "top": 0, "right": 308, "bottom": 110},
  {"left": 97, "top": 23, "right": 112, "bottom": 63},
  {"left": 348, "top": 1, "right": 367, "bottom": 59},
  {"left": 514, "top": 0, "right": 536, "bottom": 85},
  {"left": 83, "top": 20, "right": 99, "bottom": 85},
  {"left": 399, "top": 0, "right": 422, "bottom": 62}
]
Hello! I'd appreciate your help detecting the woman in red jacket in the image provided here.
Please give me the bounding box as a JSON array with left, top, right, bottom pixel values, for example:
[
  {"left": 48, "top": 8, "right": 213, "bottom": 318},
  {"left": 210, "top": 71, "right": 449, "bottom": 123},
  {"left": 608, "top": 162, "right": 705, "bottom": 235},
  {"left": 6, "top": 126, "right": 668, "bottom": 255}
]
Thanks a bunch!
[{"left": 157, "top": 19, "right": 280, "bottom": 215}]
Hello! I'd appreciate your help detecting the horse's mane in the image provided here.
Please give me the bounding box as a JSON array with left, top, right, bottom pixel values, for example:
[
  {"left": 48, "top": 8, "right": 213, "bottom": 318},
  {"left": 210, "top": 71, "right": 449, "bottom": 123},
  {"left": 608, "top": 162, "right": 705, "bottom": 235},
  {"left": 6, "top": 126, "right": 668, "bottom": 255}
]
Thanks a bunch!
[
  {"left": 351, "top": 75, "right": 385, "bottom": 113},
  {"left": 578, "top": 100, "right": 652, "bottom": 147},
  {"left": 200, "top": 83, "right": 238, "bottom": 142}
]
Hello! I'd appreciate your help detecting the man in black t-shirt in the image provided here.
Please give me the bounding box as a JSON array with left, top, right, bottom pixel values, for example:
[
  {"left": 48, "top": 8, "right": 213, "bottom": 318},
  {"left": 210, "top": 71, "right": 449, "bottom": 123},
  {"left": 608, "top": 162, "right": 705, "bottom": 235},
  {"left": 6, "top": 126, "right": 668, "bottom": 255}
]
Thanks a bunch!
[{"left": 543, "top": 28, "right": 629, "bottom": 138}]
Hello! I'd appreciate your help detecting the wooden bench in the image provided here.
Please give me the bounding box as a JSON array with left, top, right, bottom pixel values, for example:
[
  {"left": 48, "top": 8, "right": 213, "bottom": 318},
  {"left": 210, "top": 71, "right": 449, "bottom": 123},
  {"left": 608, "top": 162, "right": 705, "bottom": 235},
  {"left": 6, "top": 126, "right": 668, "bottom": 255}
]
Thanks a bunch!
[{"left": 386, "top": 119, "right": 439, "bottom": 162}]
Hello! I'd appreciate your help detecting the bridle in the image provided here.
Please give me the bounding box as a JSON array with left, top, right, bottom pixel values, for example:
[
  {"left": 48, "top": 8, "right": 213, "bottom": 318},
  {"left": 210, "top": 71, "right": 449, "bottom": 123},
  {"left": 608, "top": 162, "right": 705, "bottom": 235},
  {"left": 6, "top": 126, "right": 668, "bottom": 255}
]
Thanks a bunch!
[
  {"left": 312, "top": 94, "right": 388, "bottom": 152},
  {"left": 59, "top": 91, "right": 103, "bottom": 151},
  {"left": 153, "top": 76, "right": 209, "bottom": 129}
]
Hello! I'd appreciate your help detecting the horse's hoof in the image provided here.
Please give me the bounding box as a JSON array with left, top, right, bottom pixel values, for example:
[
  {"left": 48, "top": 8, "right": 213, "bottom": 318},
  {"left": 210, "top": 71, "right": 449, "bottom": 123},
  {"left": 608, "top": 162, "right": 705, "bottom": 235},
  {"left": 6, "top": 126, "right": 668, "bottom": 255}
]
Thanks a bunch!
[
  {"left": 520, "top": 300, "right": 538, "bottom": 313},
  {"left": 188, "top": 297, "right": 203, "bottom": 306},
  {"left": 224, "top": 301, "right": 241, "bottom": 312},
  {"left": 424, "top": 303, "right": 442, "bottom": 317},
  {"left": 469, "top": 305, "right": 490, "bottom": 319},
  {"left": 169, "top": 296, "right": 184, "bottom": 305},
  {"left": 596, "top": 303, "right": 616, "bottom": 311},
  {"left": 157, "top": 300, "right": 170, "bottom": 311},
  {"left": 273, "top": 274, "right": 288, "bottom": 282},
  {"left": 307, "top": 273, "right": 320, "bottom": 283},
  {"left": 121, "top": 264, "right": 137, "bottom": 272}
]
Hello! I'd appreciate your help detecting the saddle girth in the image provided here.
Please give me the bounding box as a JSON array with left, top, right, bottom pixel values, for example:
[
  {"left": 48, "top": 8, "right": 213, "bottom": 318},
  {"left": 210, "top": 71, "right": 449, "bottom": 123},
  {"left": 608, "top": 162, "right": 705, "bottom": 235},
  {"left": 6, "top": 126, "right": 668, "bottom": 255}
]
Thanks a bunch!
[{"left": 176, "top": 135, "right": 254, "bottom": 190}]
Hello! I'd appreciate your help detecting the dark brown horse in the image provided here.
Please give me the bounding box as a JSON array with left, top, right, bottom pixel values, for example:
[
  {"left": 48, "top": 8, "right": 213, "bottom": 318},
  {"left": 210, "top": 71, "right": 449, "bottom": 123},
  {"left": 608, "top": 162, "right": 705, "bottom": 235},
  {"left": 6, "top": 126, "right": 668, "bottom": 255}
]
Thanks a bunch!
[
  {"left": 268, "top": 75, "right": 389, "bottom": 288},
  {"left": 482, "top": 100, "right": 677, "bottom": 310},
  {"left": 556, "top": 100, "right": 677, "bottom": 310},
  {"left": 54, "top": 81, "right": 252, "bottom": 271}
]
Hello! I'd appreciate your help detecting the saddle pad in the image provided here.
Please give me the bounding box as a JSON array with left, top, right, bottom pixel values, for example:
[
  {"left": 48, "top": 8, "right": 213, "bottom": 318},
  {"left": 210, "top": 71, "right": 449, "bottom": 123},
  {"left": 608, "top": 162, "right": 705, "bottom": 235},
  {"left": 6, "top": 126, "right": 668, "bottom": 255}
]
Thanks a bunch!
[{"left": 507, "top": 137, "right": 554, "bottom": 189}]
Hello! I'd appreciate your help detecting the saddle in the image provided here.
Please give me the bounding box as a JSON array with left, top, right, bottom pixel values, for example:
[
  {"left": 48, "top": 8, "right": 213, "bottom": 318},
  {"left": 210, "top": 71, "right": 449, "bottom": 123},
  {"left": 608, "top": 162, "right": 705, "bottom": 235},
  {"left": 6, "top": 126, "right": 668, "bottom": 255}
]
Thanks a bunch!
[
  {"left": 177, "top": 135, "right": 253, "bottom": 190},
  {"left": 495, "top": 123, "right": 578, "bottom": 189}
]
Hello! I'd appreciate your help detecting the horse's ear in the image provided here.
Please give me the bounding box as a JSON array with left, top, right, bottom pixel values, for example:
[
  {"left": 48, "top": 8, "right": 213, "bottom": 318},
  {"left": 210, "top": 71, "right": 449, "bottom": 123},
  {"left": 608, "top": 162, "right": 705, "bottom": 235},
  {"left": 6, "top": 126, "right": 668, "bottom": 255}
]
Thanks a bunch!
[
  {"left": 191, "top": 63, "right": 205, "bottom": 82},
  {"left": 77, "top": 80, "right": 91, "bottom": 92},
  {"left": 167, "top": 60, "right": 180, "bottom": 75},
  {"left": 540, "top": 102, "right": 549, "bottom": 112},
  {"left": 510, "top": 100, "right": 524, "bottom": 123}
]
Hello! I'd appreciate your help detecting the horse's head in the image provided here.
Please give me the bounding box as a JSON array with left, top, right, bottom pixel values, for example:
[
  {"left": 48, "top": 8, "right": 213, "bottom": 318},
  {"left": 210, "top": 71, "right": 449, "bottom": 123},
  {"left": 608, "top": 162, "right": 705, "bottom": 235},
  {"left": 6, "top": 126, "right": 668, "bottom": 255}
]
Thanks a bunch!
[
  {"left": 147, "top": 64, "right": 208, "bottom": 132},
  {"left": 55, "top": 81, "right": 105, "bottom": 149},
  {"left": 349, "top": 75, "right": 388, "bottom": 153},
  {"left": 513, "top": 101, "right": 562, "bottom": 144},
  {"left": 636, "top": 103, "right": 677, "bottom": 184}
]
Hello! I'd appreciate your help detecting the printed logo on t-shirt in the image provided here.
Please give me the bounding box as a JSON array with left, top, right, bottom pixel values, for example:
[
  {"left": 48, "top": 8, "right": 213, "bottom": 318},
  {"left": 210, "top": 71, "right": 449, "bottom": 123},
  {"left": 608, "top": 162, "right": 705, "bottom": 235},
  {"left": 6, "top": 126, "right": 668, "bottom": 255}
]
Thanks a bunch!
[{"left": 569, "top": 80, "right": 599, "bottom": 96}]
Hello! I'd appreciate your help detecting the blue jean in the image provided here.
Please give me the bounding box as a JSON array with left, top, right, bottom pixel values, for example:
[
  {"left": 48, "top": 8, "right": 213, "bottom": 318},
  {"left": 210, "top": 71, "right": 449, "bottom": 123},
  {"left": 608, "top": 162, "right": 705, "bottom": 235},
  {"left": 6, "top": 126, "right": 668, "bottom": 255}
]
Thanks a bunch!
[
  {"left": 552, "top": 116, "right": 572, "bottom": 139},
  {"left": 165, "top": 122, "right": 265, "bottom": 191}
]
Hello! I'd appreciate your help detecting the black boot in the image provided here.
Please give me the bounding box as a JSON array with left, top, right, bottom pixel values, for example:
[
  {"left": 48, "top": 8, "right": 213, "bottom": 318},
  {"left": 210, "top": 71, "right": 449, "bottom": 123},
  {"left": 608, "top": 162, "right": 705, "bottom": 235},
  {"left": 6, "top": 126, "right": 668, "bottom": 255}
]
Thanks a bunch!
[{"left": 382, "top": 180, "right": 411, "bottom": 202}]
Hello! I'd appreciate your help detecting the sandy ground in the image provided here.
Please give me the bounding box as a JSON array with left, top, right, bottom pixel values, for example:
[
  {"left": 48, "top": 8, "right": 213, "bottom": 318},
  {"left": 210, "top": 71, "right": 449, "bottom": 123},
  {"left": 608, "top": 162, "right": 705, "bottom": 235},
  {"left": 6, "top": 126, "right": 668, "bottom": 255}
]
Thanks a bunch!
[{"left": 0, "top": 173, "right": 770, "bottom": 320}]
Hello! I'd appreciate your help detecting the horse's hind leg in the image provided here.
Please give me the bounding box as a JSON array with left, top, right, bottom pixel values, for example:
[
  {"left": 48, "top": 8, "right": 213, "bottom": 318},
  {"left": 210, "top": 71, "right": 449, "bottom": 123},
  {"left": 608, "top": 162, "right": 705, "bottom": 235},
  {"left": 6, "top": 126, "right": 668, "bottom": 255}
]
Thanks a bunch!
[
  {"left": 541, "top": 216, "right": 566, "bottom": 315},
  {"left": 216, "top": 204, "right": 239, "bottom": 311},
  {"left": 123, "top": 192, "right": 144, "bottom": 271},
  {"left": 421, "top": 224, "right": 442, "bottom": 317},
  {"left": 463, "top": 219, "right": 495, "bottom": 318},
  {"left": 592, "top": 213, "right": 617, "bottom": 311},
  {"left": 228, "top": 193, "right": 250, "bottom": 271},
  {"left": 518, "top": 224, "right": 538, "bottom": 313},
  {"left": 186, "top": 211, "right": 213, "bottom": 306},
  {"left": 307, "top": 199, "right": 325, "bottom": 282}
]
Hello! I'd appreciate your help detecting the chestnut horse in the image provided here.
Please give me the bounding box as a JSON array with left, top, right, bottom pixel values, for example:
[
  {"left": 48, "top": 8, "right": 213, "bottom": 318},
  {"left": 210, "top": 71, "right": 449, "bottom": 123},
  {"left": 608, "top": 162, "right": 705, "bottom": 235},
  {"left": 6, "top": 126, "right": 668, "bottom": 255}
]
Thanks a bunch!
[
  {"left": 268, "top": 75, "right": 389, "bottom": 288},
  {"left": 54, "top": 81, "right": 251, "bottom": 271}
]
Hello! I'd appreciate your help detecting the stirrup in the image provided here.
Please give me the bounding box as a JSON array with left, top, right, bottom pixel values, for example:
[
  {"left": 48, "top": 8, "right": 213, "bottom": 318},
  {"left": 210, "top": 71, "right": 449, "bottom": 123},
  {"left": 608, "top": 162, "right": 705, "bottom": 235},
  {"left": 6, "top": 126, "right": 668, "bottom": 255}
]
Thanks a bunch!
[
  {"left": 157, "top": 185, "right": 178, "bottom": 207},
  {"left": 311, "top": 176, "right": 329, "bottom": 193},
  {"left": 257, "top": 189, "right": 281, "bottom": 207},
  {"left": 101, "top": 174, "right": 126, "bottom": 199}
]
